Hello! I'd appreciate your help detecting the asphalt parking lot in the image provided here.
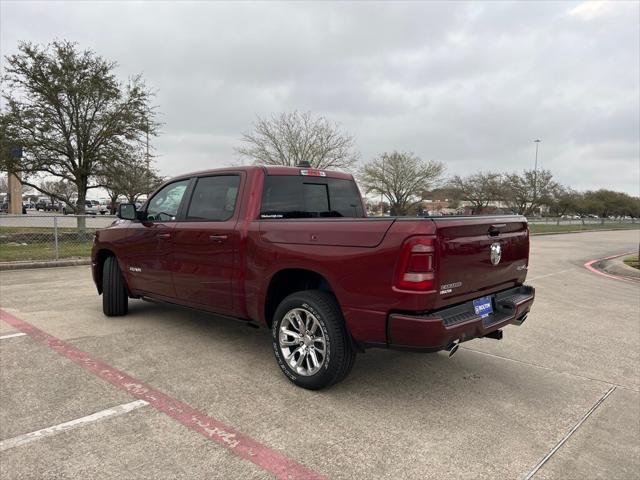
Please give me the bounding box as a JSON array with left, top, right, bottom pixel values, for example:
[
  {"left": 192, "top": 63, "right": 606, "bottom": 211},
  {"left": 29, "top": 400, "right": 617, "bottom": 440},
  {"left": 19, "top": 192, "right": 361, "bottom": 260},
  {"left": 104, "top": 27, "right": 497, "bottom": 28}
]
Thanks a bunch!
[{"left": 1, "top": 230, "right": 638, "bottom": 479}]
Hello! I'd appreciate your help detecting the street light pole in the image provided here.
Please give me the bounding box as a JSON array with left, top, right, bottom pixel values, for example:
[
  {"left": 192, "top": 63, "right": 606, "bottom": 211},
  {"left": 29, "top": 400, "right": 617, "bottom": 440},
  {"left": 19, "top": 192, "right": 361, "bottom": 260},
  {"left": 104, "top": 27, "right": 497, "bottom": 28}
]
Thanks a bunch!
[
  {"left": 380, "top": 157, "right": 385, "bottom": 215},
  {"left": 533, "top": 139, "right": 541, "bottom": 216},
  {"left": 146, "top": 114, "right": 151, "bottom": 196}
]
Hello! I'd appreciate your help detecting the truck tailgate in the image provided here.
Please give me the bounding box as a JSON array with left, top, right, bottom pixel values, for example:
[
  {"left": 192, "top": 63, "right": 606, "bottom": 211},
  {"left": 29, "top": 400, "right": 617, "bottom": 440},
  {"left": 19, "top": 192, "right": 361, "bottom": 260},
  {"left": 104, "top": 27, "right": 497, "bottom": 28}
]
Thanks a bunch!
[{"left": 433, "top": 216, "right": 529, "bottom": 306}]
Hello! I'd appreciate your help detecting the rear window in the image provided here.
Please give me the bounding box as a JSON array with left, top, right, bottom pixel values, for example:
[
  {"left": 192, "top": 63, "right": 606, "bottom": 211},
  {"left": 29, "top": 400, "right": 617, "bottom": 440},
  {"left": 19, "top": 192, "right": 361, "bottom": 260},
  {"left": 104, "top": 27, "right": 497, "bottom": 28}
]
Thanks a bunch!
[{"left": 260, "top": 175, "right": 364, "bottom": 219}]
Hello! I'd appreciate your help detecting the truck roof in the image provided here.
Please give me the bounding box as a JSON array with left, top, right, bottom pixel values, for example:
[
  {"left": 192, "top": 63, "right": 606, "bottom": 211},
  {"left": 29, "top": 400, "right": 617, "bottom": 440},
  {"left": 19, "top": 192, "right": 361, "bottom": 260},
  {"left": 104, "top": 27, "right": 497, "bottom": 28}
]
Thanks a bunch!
[{"left": 169, "top": 165, "right": 354, "bottom": 182}]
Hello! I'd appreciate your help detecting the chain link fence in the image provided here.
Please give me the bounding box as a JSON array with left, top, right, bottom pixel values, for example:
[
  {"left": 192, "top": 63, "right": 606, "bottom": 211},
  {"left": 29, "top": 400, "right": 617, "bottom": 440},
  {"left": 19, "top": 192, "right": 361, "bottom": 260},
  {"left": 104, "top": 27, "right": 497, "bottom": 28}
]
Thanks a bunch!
[
  {"left": 0, "top": 213, "right": 637, "bottom": 264},
  {"left": 0, "top": 213, "right": 115, "bottom": 263},
  {"left": 528, "top": 216, "right": 637, "bottom": 225}
]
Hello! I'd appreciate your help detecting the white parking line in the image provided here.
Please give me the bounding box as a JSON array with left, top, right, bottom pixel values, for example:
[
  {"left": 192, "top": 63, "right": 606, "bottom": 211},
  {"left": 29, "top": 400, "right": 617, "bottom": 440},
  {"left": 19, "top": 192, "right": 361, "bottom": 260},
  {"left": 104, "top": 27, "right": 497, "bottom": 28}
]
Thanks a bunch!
[
  {"left": 0, "top": 400, "right": 149, "bottom": 452},
  {"left": 528, "top": 268, "right": 576, "bottom": 282},
  {"left": 0, "top": 332, "right": 27, "bottom": 340}
]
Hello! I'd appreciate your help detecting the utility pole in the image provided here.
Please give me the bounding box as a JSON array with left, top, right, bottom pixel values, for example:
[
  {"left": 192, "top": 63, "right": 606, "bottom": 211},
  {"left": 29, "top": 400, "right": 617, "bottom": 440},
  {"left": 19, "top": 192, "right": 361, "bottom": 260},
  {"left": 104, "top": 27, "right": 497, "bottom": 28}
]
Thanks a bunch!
[
  {"left": 533, "top": 139, "right": 541, "bottom": 216},
  {"left": 7, "top": 146, "right": 24, "bottom": 215},
  {"left": 380, "top": 157, "right": 385, "bottom": 215},
  {"left": 146, "top": 115, "right": 151, "bottom": 196}
]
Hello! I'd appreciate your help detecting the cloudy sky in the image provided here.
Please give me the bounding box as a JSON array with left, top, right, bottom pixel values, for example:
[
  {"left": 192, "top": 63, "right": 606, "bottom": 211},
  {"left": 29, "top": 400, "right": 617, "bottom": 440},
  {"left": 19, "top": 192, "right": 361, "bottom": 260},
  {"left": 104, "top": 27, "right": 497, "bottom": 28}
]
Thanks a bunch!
[{"left": 1, "top": 0, "right": 639, "bottom": 194}]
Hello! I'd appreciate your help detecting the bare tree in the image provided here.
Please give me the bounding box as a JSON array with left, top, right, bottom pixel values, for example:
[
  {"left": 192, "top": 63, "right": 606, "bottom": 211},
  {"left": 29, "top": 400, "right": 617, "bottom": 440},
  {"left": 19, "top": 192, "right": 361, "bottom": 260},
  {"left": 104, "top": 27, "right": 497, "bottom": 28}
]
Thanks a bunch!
[
  {"left": 96, "top": 164, "right": 125, "bottom": 214},
  {"left": 1, "top": 41, "right": 158, "bottom": 229},
  {"left": 121, "top": 167, "right": 164, "bottom": 204},
  {"left": 38, "top": 179, "right": 77, "bottom": 208},
  {"left": 501, "top": 169, "right": 557, "bottom": 216},
  {"left": 359, "top": 151, "right": 445, "bottom": 216},
  {"left": 448, "top": 172, "right": 502, "bottom": 215},
  {"left": 236, "top": 111, "right": 358, "bottom": 170},
  {"left": 98, "top": 152, "right": 164, "bottom": 210}
]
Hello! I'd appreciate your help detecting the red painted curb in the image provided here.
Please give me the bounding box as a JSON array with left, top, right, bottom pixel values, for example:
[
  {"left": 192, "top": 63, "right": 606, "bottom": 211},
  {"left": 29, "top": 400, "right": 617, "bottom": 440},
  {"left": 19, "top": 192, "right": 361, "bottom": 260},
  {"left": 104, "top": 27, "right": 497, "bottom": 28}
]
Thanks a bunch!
[
  {"left": 0, "top": 309, "right": 324, "bottom": 480},
  {"left": 583, "top": 251, "right": 638, "bottom": 284}
]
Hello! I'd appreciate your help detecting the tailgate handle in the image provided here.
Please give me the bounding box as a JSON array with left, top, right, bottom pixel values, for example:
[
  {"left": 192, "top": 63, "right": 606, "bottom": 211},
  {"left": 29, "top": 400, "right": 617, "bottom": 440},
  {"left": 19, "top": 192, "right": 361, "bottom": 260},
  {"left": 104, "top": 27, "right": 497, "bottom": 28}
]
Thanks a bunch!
[
  {"left": 488, "top": 224, "right": 506, "bottom": 237},
  {"left": 157, "top": 233, "right": 171, "bottom": 240}
]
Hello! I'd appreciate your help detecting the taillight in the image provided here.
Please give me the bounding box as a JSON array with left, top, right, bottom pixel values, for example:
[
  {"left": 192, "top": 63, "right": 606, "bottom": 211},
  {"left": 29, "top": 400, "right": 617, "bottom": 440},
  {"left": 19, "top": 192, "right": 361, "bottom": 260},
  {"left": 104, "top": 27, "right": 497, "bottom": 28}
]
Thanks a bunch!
[{"left": 395, "top": 236, "right": 436, "bottom": 291}]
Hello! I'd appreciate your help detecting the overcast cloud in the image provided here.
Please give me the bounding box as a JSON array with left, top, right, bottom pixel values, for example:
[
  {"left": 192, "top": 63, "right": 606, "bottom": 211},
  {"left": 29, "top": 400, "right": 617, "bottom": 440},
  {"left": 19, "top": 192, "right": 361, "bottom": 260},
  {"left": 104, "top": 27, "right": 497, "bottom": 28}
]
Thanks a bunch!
[{"left": 1, "top": 0, "right": 638, "bottom": 194}]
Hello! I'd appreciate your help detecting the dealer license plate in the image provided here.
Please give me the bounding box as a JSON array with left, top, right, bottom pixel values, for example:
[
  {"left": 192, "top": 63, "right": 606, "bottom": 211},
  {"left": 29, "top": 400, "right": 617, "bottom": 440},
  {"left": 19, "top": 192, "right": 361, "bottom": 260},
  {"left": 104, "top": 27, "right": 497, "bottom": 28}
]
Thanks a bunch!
[{"left": 473, "top": 296, "right": 493, "bottom": 318}]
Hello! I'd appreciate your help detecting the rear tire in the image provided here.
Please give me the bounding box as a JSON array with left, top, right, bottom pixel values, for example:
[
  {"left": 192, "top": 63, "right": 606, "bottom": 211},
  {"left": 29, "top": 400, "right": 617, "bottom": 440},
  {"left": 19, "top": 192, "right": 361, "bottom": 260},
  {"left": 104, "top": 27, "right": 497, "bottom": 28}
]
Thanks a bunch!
[
  {"left": 102, "top": 256, "right": 128, "bottom": 316},
  {"left": 272, "top": 290, "right": 356, "bottom": 390}
]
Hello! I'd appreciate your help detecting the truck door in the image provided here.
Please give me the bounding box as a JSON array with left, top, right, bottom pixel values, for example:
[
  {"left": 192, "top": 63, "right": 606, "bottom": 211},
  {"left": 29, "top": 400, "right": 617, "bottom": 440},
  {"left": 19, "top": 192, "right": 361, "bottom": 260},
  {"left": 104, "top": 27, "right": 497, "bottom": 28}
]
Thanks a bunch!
[
  {"left": 171, "top": 174, "right": 243, "bottom": 315},
  {"left": 124, "top": 179, "right": 190, "bottom": 299}
]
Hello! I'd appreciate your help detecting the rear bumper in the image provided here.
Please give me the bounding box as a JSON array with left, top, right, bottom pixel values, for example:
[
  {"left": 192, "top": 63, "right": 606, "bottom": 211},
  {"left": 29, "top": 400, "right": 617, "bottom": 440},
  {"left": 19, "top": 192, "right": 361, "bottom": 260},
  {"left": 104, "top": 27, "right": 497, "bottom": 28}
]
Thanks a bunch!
[{"left": 387, "top": 285, "right": 535, "bottom": 351}]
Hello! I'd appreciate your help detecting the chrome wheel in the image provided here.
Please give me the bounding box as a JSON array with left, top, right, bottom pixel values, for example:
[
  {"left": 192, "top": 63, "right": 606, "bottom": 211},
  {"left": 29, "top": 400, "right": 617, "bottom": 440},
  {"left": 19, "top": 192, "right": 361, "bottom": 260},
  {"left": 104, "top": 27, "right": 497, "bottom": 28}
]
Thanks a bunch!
[{"left": 278, "top": 307, "right": 327, "bottom": 376}]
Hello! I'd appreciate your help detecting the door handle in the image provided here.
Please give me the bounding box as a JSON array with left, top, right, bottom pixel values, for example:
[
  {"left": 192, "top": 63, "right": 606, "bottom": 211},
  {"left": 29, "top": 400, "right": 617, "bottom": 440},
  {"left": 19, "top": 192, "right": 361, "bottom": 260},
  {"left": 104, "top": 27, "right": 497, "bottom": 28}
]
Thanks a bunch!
[
  {"left": 157, "top": 233, "right": 171, "bottom": 240},
  {"left": 209, "top": 234, "right": 228, "bottom": 243}
]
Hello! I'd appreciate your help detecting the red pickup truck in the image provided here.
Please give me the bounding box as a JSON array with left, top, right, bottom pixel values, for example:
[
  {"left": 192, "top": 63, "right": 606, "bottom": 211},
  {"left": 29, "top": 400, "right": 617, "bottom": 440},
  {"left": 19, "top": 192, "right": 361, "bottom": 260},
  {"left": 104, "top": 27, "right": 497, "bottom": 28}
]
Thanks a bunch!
[{"left": 92, "top": 165, "right": 535, "bottom": 389}]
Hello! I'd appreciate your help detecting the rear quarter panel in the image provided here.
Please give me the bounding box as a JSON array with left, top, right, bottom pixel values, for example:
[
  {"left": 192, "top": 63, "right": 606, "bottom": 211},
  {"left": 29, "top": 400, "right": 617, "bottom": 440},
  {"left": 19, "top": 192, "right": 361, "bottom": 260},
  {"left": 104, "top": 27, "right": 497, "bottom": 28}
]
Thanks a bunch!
[{"left": 246, "top": 218, "right": 439, "bottom": 343}]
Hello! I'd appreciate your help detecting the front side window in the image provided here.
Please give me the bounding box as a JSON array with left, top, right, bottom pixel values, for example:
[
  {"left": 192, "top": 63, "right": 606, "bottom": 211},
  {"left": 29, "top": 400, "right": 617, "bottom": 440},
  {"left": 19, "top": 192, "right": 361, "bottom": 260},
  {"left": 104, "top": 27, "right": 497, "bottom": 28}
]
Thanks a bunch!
[
  {"left": 147, "top": 180, "right": 189, "bottom": 221},
  {"left": 186, "top": 175, "right": 240, "bottom": 221}
]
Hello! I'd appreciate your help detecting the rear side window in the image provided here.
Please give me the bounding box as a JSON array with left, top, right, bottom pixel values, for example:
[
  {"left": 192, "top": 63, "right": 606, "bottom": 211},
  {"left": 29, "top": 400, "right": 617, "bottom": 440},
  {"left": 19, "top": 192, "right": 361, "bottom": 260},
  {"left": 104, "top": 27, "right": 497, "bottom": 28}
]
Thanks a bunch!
[
  {"left": 186, "top": 175, "right": 240, "bottom": 221},
  {"left": 260, "top": 176, "right": 364, "bottom": 219}
]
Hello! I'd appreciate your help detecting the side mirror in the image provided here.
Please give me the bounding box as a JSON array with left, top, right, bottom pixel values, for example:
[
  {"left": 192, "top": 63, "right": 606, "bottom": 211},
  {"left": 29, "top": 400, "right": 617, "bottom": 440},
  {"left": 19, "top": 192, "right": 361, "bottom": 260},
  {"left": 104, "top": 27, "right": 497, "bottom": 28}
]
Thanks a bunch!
[{"left": 117, "top": 203, "right": 137, "bottom": 220}]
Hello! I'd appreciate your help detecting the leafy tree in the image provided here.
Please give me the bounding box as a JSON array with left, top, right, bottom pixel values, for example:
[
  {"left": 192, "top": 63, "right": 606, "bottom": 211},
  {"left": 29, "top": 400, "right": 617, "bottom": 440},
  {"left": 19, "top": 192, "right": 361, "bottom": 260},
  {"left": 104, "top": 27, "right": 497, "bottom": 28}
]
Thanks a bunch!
[
  {"left": 448, "top": 172, "right": 502, "bottom": 215},
  {"left": 1, "top": 41, "right": 158, "bottom": 228},
  {"left": 546, "top": 187, "right": 581, "bottom": 224},
  {"left": 583, "top": 190, "right": 638, "bottom": 223},
  {"left": 236, "top": 111, "right": 358, "bottom": 170},
  {"left": 501, "top": 169, "right": 557, "bottom": 216},
  {"left": 359, "top": 151, "right": 445, "bottom": 216}
]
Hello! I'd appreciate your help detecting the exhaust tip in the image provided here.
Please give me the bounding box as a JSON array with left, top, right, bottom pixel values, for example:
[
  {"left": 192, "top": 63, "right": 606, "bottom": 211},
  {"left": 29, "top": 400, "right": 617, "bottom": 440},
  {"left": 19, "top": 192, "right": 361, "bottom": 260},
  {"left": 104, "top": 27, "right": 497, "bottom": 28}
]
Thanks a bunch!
[{"left": 446, "top": 341, "right": 459, "bottom": 357}]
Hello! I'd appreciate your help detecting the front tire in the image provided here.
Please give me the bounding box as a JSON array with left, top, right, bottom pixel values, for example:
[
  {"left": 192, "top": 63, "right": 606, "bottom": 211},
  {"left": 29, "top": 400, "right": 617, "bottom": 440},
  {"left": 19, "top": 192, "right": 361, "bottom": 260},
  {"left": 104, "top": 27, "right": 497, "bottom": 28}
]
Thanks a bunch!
[
  {"left": 272, "top": 290, "right": 356, "bottom": 390},
  {"left": 102, "top": 256, "right": 128, "bottom": 316}
]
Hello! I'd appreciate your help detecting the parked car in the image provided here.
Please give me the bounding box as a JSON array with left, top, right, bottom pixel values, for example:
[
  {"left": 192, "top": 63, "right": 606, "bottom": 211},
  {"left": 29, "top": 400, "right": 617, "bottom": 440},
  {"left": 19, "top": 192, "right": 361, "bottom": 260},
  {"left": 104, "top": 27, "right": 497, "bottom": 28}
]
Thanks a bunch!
[
  {"left": 1, "top": 202, "right": 27, "bottom": 214},
  {"left": 92, "top": 165, "right": 535, "bottom": 389},
  {"left": 81, "top": 200, "right": 107, "bottom": 215},
  {"left": 89, "top": 200, "right": 108, "bottom": 215},
  {"left": 44, "top": 201, "right": 61, "bottom": 212}
]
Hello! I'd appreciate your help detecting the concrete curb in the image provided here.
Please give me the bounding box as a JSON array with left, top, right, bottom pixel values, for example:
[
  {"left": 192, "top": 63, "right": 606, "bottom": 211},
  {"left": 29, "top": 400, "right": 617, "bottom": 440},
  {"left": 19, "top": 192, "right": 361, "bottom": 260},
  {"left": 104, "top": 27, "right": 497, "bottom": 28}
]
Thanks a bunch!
[
  {"left": 585, "top": 252, "right": 640, "bottom": 284},
  {"left": 601, "top": 256, "right": 640, "bottom": 280},
  {"left": 0, "top": 259, "right": 91, "bottom": 271}
]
